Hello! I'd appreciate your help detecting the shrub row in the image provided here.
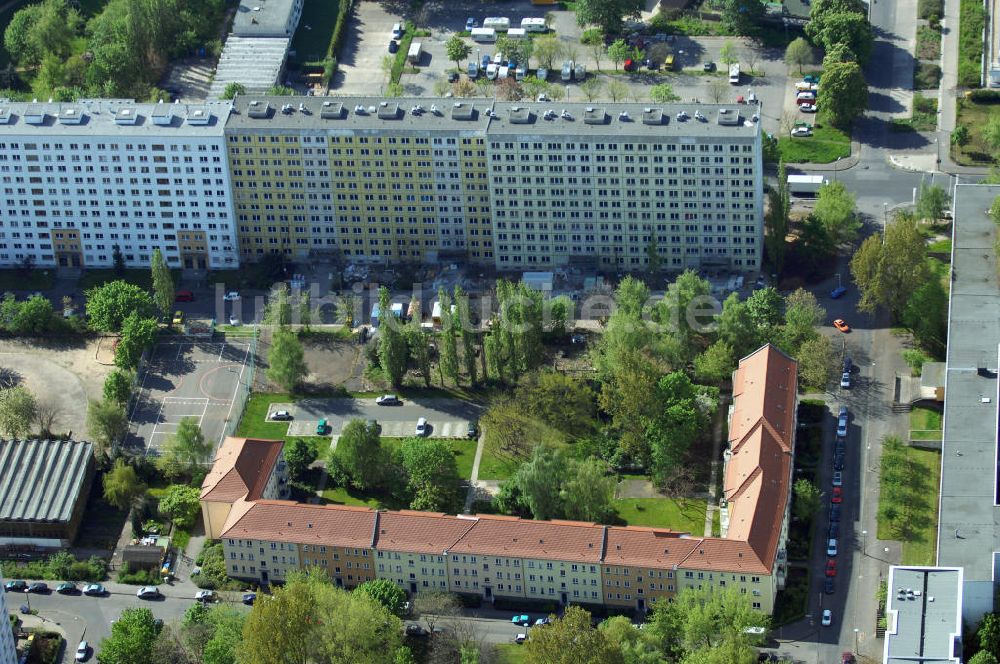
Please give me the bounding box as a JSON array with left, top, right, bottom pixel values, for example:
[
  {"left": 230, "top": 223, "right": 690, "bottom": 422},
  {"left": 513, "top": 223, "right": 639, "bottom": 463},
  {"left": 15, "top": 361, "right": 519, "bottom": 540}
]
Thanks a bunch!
[
  {"left": 2, "top": 552, "right": 107, "bottom": 582},
  {"left": 321, "top": 0, "right": 356, "bottom": 84},
  {"left": 966, "top": 88, "right": 1000, "bottom": 102},
  {"left": 958, "top": 0, "right": 987, "bottom": 87}
]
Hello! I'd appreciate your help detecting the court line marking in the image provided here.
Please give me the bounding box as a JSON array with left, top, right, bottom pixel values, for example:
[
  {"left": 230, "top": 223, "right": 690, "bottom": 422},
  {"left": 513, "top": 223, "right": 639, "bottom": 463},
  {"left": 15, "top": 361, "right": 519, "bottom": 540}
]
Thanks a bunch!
[{"left": 218, "top": 342, "right": 251, "bottom": 445}]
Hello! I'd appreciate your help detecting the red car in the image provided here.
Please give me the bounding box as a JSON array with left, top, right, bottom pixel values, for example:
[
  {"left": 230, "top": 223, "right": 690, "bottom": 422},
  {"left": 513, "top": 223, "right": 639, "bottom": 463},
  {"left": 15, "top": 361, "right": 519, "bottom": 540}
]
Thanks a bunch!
[
  {"left": 175, "top": 290, "right": 194, "bottom": 302},
  {"left": 833, "top": 319, "right": 851, "bottom": 333},
  {"left": 624, "top": 58, "right": 636, "bottom": 71},
  {"left": 825, "top": 559, "right": 837, "bottom": 577},
  {"left": 831, "top": 487, "right": 843, "bottom": 504}
]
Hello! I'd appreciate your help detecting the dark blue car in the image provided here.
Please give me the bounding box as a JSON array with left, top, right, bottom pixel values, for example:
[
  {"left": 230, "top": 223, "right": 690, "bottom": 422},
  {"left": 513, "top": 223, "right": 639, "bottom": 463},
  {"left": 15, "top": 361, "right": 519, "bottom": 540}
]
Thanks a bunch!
[{"left": 830, "top": 286, "right": 847, "bottom": 299}]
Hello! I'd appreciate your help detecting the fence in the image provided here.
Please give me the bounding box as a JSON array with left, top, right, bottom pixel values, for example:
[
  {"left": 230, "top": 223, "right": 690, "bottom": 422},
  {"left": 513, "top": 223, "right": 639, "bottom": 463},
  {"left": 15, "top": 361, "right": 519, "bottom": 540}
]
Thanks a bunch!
[{"left": 221, "top": 326, "right": 257, "bottom": 439}]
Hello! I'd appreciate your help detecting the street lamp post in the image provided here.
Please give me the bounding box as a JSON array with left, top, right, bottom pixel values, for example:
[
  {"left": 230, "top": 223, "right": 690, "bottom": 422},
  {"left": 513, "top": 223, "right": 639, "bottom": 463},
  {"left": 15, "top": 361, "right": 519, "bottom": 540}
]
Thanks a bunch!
[
  {"left": 854, "top": 627, "right": 860, "bottom": 652},
  {"left": 882, "top": 202, "right": 888, "bottom": 244},
  {"left": 862, "top": 529, "right": 868, "bottom": 555},
  {"left": 835, "top": 273, "right": 842, "bottom": 288}
]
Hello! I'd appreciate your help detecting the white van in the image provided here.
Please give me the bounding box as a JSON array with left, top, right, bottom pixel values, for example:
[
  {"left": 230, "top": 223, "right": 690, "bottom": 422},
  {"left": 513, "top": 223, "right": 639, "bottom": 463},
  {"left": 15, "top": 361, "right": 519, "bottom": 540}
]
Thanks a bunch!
[
  {"left": 521, "top": 17, "right": 547, "bottom": 32},
  {"left": 482, "top": 17, "right": 511, "bottom": 31},
  {"left": 486, "top": 63, "right": 498, "bottom": 80},
  {"left": 391, "top": 23, "right": 403, "bottom": 39},
  {"left": 506, "top": 27, "right": 527, "bottom": 39},
  {"left": 470, "top": 27, "right": 496, "bottom": 43}
]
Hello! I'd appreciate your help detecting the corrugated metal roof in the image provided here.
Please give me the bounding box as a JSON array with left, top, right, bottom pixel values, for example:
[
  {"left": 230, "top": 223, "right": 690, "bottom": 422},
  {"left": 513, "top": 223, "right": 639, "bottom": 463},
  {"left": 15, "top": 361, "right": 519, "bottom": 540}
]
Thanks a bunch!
[{"left": 0, "top": 440, "right": 92, "bottom": 523}]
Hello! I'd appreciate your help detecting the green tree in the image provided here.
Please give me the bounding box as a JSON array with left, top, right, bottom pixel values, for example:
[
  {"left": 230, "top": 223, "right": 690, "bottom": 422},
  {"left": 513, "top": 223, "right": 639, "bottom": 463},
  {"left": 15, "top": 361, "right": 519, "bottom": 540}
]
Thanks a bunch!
[
  {"left": 283, "top": 437, "right": 318, "bottom": 480},
  {"left": 817, "top": 59, "right": 868, "bottom": 127},
  {"left": 266, "top": 85, "right": 296, "bottom": 96},
  {"left": 722, "top": 0, "right": 765, "bottom": 35},
  {"left": 793, "top": 478, "right": 822, "bottom": 520},
  {"left": 115, "top": 313, "right": 159, "bottom": 371},
  {"left": 438, "top": 288, "right": 460, "bottom": 385},
  {"left": 902, "top": 278, "right": 948, "bottom": 357},
  {"left": 969, "top": 652, "right": 1000, "bottom": 664},
  {"left": 561, "top": 457, "right": 615, "bottom": 523},
  {"left": 150, "top": 248, "right": 174, "bottom": 317},
  {"left": 220, "top": 82, "right": 246, "bottom": 100},
  {"left": 9, "top": 294, "right": 55, "bottom": 335},
  {"left": 915, "top": 182, "right": 950, "bottom": 220},
  {"left": 202, "top": 607, "right": 245, "bottom": 664},
  {"left": 405, "top": 323, "right": 431, "bottom": 388},
  {"left": 534, "top": 34, "right": 563, "bottom": 69},
  {"left": 986, "top": 113, "right": 1000, "bottom": 152},
  {"left": 745, "top": 287, "right": 785, "bottom": 346},
  {"left": 98, "top": 607, "right": 160, "bottom": 664},
  {"left": 782, "top": 288, "right": 825, "bottom": 352},
  {"left": 796, "top": 335, "right": 836, "bottom": 390},
  {"left": 516, "top": 370, "right": 597, "bottom": 437},
  {"left": 156, "top": 416, "right": 212, "bottom": 479},
  {"left": 0, "top": 386, "right": 37, "bottom": 438},
  {"left": 401, "top": 437, "right": 460, "bottom": 511},
  {"left": 813, "top": 180, "right": 860, "bottom": 247},
  {"left": 648, "top": 586, "right": 768, "bottom": 656},
  {"left": 514, "top": 446, "right": 570, "bottom": 520},
  {"left": 649, "top": 83, "right": 680, "bottom": 102},
  {"left": 850, "top": 213, "right": 930, "bottom": 318},
  {"left": 607, "top": 39, "right": 630, "bottom": 70},
  {"left": 977, "top": 612, "right": 1000, "bottom": 658},
  {"left": 455, "top": 286, "right": 478, "bottom": 385},
  {"left": 263, "top": 283, "right": 292, "bottom": 327},
  {"left": 579, "top": 77, "right": 603, "bottom": 101},
  {"left": 607, "top": 79, "right": 630, "bottom": 101},
  {"left": 952, "top": 124, "right": 971, "bottom": 147},
  {"left": 495, "top": 35, "right": 534, "bottom": 69},
  {"left": 103, "top": 369, "right": 134, "bottom": 405},
  {"left": 719, "top": 40, "right": 739, "bottom": 65},
  {"left": 446, "top": 34, "right": 472, "bottom": 70},
  {"left": 694, "top": 341, "right": 736, "bottom": 384},
  {"left": 102, "top": 459, "right": 146, "bottom": 511},
  {"left": 86, "top": 280, "right": 157, "bottom": 332},
  {"left": 647, "top": 372, "right": 712, "bottom": 482},
  {"left": 574, "top": 0, "right": 643, "bottom": 34},
  {"left": 267, "top": 327, "right": 308, "bottom": 391},
  {"left": 810, "top": 11, "right": 872, "bottom": 63},
  {"left": 656, "top": 270, "right": 713, "bottom": 367},
  {"left": 784, "top": 37, "right": 814, "bottom": 74},
  {"left": 112, "top": 246, "right": 126, "bottom": 276},
  {"left": 336, "top": 419, "right": 383, "bottom": 490},
  {"left": 524, "top": 606, "right": 624, "bottom": 664},
  {"left": 356, "top": 578, "right": 407, "bottom": 615},
  {"left": 378, "top": 287, "right": 409, "bottom": 387},
  {"left": 765, "top": 162, "right": 791, "bottom": 275},
  {"left": 717, "top": 294, "right": 759, "bottom": 359},
  {"left": 3, "top": 4, "right": 44, "bottom": 66},
  {"left": 158, "top": 484, "right": 201, "bottom": 529},
  {"left": 87, "top": 398, "right": 127, "bottom": 459}
]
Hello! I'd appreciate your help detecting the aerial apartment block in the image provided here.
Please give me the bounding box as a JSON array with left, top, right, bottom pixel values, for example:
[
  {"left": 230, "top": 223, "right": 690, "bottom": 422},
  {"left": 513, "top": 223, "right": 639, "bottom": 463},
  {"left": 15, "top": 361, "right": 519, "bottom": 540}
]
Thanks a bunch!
[
  {"left": 201, "top": 345, "right": 793, "bottom": 614},
  {"left": 0, "top": 99, "right": 238, "bottom": 270},
  {"left": 223, "top": 95, "right": 763, "bottom": 273}
]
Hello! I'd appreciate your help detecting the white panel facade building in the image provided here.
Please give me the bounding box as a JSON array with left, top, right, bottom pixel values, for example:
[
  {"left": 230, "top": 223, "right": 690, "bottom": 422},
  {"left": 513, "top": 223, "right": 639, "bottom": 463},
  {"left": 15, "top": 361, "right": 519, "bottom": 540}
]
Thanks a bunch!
[
  {"left": 0, "top": 99, "right": 238, "bottom": 270},
  {"left": 0, "top": 568, "right": 17, "bottom": 664}
]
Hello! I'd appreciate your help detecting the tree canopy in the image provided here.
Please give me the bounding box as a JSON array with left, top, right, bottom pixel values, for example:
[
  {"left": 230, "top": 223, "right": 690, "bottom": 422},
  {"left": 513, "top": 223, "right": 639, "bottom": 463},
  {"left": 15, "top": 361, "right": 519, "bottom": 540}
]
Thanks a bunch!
[
  {"left": 98, "top": 607, "right": 161, "bottom": 664},
  {"left": 86, "top": 281, "right": 157, "bottom": 332},
  {"left": 574, "top": 0, "right": 643, "bottom": 34}
]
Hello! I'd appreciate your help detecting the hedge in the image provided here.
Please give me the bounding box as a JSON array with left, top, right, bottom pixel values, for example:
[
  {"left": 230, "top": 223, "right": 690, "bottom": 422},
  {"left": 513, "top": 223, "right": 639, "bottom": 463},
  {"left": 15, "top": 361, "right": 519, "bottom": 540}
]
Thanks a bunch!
[
  {"left": 966, "top": 88, "right": 1000, "bottom": 103},
  {"left": 321, "top": 0, "right": 355, "bottom": 84}
]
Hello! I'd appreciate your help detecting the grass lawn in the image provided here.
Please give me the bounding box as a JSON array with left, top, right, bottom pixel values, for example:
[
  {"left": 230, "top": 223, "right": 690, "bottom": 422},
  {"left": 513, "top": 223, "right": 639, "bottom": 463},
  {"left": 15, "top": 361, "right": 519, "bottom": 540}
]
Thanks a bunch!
[
  {"left": 235, "top": 392, "right": 296, "bottom": 440},
  {"left": 495, "top": 644, "right": 528, "bottom": 664},
  {"left": 877, "top": 447, "right": 941, "bottom": 566},
  {"left": 959, "top": 0, "right": 987, "bottom": 86},
  {"left": 916, "top": 25, "right": 942, "bottom": 60},
  {"left": 476, "top": 446, "right": 522, "bottom": 481},
  {"left": 320, "top": 485, "right": 408, "bottom": 510},
  {"left": 910, "top": 406, "right": 942, "bottom": 431},
  {"left": 777, "top": 122, "right": 851, "bottom": 164},
  {"left": 381, "top": 437, "right": 478, "bottom": 480},
  {"left": 291, "top": 0, "right": 341, "bottom": 63},
  {"left": 0, "top": 268, "right": 57, "bottom": 292},
  {"left": 952, "top": 98, "right": 997, "bottom": 165},
  {"left": 612, "top": 497, "right": 707, "bottom": 533},
  {"left": 712, "top": 508, "right": 721, "bottom": 537},
  {"left": 927, "top": 238, "right": 952, "bottom": 254},
  {"left": 217, "top": 325, "right": 259, "bottom": 337},
  {"left": 891, "top": 95, "right": 938, "bottom": 132}
]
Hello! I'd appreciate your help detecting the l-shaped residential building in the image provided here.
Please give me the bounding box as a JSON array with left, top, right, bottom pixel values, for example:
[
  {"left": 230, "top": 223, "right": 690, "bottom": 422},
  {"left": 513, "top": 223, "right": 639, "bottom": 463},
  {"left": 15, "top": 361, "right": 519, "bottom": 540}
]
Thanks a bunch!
[{"left": 200, "top": 344, "right": 796, "bottom": 613}]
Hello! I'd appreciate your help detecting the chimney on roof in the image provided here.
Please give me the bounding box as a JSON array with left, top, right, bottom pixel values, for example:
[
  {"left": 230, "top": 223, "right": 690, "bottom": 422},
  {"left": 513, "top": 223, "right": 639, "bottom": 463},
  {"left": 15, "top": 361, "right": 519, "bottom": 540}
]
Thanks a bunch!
[
  {"left": 699, "top": 549, "right": 704, "bottom": 554},
  {"left": 308, "top": 523, "right": 312, "bottom": 528},
  {"left": 539, "top": 539, "right": 544, "bottom": 544},
  {"left": 738, "top": 552, "right": 742, "bottom": 557},
  {"left": 287, "top": 522, "right": 292, "bottom": 526}
]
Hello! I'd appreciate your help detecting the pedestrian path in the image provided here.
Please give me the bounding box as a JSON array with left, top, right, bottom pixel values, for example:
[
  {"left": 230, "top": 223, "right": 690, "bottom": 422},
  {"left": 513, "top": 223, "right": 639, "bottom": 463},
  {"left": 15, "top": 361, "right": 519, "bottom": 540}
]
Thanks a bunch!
[{"left": 463, "top": 431, "right": 487, "bottom": 512}]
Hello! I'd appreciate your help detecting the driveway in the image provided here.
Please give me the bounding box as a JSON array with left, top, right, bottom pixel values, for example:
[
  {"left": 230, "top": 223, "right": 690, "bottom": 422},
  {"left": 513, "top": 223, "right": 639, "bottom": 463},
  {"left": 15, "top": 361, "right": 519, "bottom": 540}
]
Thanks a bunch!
[
  {"left": 334, "top": 0, "right": 403, "bottom": 94},
  {"left": 268, "top": 397, "right": 483, "bottom": 439}
]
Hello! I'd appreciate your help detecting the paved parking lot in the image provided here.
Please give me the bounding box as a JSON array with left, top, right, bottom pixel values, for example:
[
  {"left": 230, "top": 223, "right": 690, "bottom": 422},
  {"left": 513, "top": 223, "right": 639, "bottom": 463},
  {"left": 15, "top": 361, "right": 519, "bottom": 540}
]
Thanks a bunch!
[
  {"left": 335, "top": 1, "right": 406, "bottom": 94},
  {"left": 266, "top": 397, "right": 483, "bottom": 439}
]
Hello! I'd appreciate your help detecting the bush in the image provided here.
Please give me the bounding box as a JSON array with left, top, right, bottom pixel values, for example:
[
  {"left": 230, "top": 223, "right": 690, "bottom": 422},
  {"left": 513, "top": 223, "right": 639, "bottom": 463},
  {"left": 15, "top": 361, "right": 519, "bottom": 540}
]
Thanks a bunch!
[
  {"left": 915, "top": 63, "right": 942, "bottom": 89},
  {"left": 325, "top": 0, "right": 354, "bottom": 62},
  {"left": 966, "top": 88, "right": 1000, "bottom": 103},
  {"left": 193, "top": 541, "right": 243, "bottom": 591},
  {"left": 918, "top": 0, "right": 943, "bottom": 18},
  {"left": 958, "top": 0, "right": 987, "bottom": 87},
  {"left": 117, "top": 562, "right": 162, "bottom": 585},
  {"left": 0, "top": 552, "right": 107, "bottom": 582}
]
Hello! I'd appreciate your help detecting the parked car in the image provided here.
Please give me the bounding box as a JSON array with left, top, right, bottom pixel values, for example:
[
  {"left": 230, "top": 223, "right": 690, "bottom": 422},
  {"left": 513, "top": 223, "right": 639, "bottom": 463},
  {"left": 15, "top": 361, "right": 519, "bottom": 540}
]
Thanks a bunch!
[
  {"left": 514, "top": 633, "right": 527, "bottom": 644},
  {"left": 842, "top": 653, "right": 856, "bottom": 664},
  {"left": 316, "top": 419, "right": 328, "bottom": 435},
  {"left": 75, "top": 641, "right": 89, "bottom": 662},
  {"left": 271, "top": 410, "right": 292, "bottom": 421},
  {"left": 833, "top": 318, "right": 851, "bottom": 332},
  {"left": 831, "top": 487, "right": 843, "bottom": 503},
  {"left": 465, "top": 17, "right": 477, "bottom": 30},
  {"left": 804, "top": 74, "right": 820, "bottom": 83},
  {"left": 822, "top": 609, "right": 833, "bottom": 626},
  {"left": 790, "top": 126, "right": 813, "bottom": 137},
  {"left": 415, "top": 417, "right": 428, "bottom": 436},
  {"left": 26, "top": 582, "right": 48, "bottom": 593},
  {"left": 82, "top": 584, "right": 106, "bottom": 596},
  {"left": 223, "top": 291, "right": 240, "bottom": 301},
  {"left": 843, "top": 356, "right": 853, "bottom": 373},
  {"left": 824, "top": 578, "right": 835, "bottom": 594},
  {"left": 534, "top": 617, "right": 552, "bottom": 626},
  {"left": 56, "top": 582, "right": 78, "bottom": 594},
  {"left": 796, "top": 90, "right": 816, "bottom": 100},
  {"left": 832, "top": 471, "right": 843, "bottom": 487},
  {"left": 242, "top": 592, "right": 257, "bottom": 605},
  {"left": 833, "top": 453, "right": 844, "bottom": 471},
  {"left": 3, "top": 580, "right": 25, "bottom": 592},
  {"left": 172, "top": 311, "right": 184, "bottom": 326},
  {"left": 703, "top": 61, "right": 715, "bottom": 71},
  {"left": 830, "top": 285, "right": 847, "bottom": 299},
  {"left": 825, "top": 560, "right": 837, "bottom": 577},
  {"left": 830, "top": 503, "right": 841, "bottom": 522},
  {"left": 537, "top": 67, "right": 549, "bottom": 81},
  {"left": 827, "top": 538, "right": 838, "bottom": 556},
  {"left": 136, "top": 586, "right": 160, "bottom": 599},
  {"left": 829, "top": 521, "right": 839, "bottom": 538},
  {"left": 837, "top": 407, "right": 849, "bottom": 437},
  {"left": 447, "top": 71, "right": 459, "bottom": 83},
  {"left": 175, "top": 290, "right": 194, "bottom": 302},
  {"left": 406, "top": 624, "right": 427, "bottom": 637},
  {"left": 376, "top": 394, "right": 401, "bottom": 406},
  {"left": 623, "top": 58, "right": 637, "bottom": 71},
  {"left": 195, "top": 590, "right": 216, "bottom": 602},
  {"left": 841, "top": 371, "right": 851, "bottom": 389},
  {"left": 511, "top": 614, "right": 530, "bottom": 626},
  {"left": 795, "top": 81, "right": 819, "bottom": 91},
  {"left": 799, "top": 103, "right": 818, "bottom": 113},
  {"left": 388, "top": 40, "right": 399, "bottom": 54},
  {"left": 468, "top": 421, "right": 478, "bottom": 439},
  {"left": 391, "top": 22, "right": 403, "bottom": 39}
]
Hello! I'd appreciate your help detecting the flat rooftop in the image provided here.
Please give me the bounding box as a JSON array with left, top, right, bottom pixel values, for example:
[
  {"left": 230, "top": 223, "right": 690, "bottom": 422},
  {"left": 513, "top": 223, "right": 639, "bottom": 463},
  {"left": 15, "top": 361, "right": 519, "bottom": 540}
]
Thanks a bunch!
[
  {"left": 207, "top": 37, "right": 290, "bottom": 97},
  {"left": 936, "top": 184, "right": 1000, "bottom": 588},
  {"left": 0, "top": 99, "right": 231, "bottom": 136},
  {"left": 233, "top": 0, "right": 298, "bottom": 36},
  {"left": 226, "top": 95, "right": 760, "bottom": 139},
  {"left": 884, "top": 566, "right": 962, "bottom": 664}
]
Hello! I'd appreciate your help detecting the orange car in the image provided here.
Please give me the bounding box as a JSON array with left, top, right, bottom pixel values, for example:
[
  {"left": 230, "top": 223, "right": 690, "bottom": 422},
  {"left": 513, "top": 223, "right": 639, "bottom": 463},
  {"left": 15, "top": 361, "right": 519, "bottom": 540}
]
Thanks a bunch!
[{"left": 833, "top": 319, "right": 851, "bottom": 333}]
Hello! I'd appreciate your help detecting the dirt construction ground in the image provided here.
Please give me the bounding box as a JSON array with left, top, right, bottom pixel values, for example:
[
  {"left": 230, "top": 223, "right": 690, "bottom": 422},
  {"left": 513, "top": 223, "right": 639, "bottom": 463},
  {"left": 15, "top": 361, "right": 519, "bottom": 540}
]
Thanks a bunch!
[{"left": 0, "top": 337, "right": 115, "bottom": 439}]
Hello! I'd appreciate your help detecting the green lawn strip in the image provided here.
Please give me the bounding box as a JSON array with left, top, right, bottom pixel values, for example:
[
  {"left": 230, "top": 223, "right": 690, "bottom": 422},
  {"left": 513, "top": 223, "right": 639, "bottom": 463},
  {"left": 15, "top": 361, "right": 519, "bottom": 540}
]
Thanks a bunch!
[
  {"left": 916, "top": 25, "right": 942, "bottom": 59},
  {"left": 711, "top": 508, "right": 721, "bottom": 537},
  {"left": 495, "top": 644, "right": 528, "bottom": 664},
  {"left": 390, "top": 21, "right": 417, "bottom": 83},
  {"left": 612, "top": 497, "right": 706, "bottom": 533},
  {"left": 909, "top": 406, "right": 942, "bottom": 431},
  {"left": 320, "top": 485, "right": 408, "bottom": 510},
  {"left": 218, "top": 325, "right": 259, "bottom": 338},
  {"left": 235, "top": 393, "right": 296, "bottom": 439},
  {"left": 927, "top": 238, "right": 951, "bottom": 253},
  {"left": 952, "top": 99, "right": 996, "bottom": 165},
  {"left": 476, "top": 447, "right": 523, "bottom": 481},
  {"left": 291, "top": 0, "right": 341, "bottom": 62},
  {"left": 380, "top": 436, "right": 477, "bottom": 481},
  {"left": 0, "top": 268, "right": 57, "bottom": 291},
  {"left": 958, "top": 0, "right": 987, "bottom": 86},
  {"left": 900, "top": 449, "right": 942, "bottom": 565},
  {"left": 910, "top": 430, "right": 943, "bottom": 441},
  {"left": 777, "top": 124, "right": 851, "bottom": 163}
]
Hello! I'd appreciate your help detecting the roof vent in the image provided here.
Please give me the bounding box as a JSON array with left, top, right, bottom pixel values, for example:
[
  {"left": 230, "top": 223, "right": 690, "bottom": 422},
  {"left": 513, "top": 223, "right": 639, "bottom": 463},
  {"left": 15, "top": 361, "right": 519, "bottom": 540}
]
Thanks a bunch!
[
  {"left": 152, "top": 107, "right": 173, "bottom": 125},
  {"left": 320, "top": 101, "right": 344, "bottom": 119},
  {"left": 246, "top": 101, "right": 271, "bottom": 119},
  {"left": 186, "top": 107, "right": 210, "bottom": 125},
  {"left": 59, "top": 107, "right": 84, "bottom": 125},
  {"left": 114, "top": 107, "right": 138, "bottom": 125},
  {"left": 0, "top": 108, "right": 11, "bottom": 125},
  {"left": 307, "top": 523, "right": 312, "bottom": 528},
  {"left": 24, "top": 105, "right": 45, "bottom": 125},
  {"left": 717, "top": 108, "right": 740, "bottom": 126},
  {"left": 539, "top": 539, "right": 544, "bottom": 544},
  {"left": 430, "top": 104, "right": 439, "bottom": 114},
  {"left": 287, "top": 522, "right": 292, "bottom": 527},
  {"left": 616, "top": 544, "right": 621, "bottom": 550}
]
